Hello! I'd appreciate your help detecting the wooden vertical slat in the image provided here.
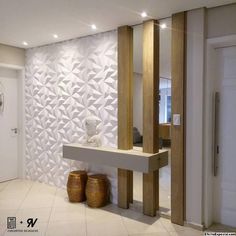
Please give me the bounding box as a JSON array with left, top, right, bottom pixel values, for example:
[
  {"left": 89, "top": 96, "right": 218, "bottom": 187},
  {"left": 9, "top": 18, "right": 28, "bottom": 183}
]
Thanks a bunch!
[
  {"left": 142, "top": 19, "right": 159, "bottom": 217},
  {"left": 118, "top": 26, "right": 133, "bottom": 209},
  {"left": 171, "top": 12, "right": 186, "bottom": 226},
  {"left": 143, "top": 20, "right": 159, "bottom": 154},
  {"left": 128, "top": 171, "right": 133, "bottom": 203}
]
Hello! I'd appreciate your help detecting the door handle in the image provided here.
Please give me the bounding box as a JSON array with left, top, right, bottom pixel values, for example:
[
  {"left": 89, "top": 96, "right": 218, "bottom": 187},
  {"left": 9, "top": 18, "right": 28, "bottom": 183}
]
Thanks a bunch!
[
  {"left": 0, "top": 93, "right": 4, "bottom": 113},
  {"left": 213, "top": 92, "right": 220, "bottom": 176}
]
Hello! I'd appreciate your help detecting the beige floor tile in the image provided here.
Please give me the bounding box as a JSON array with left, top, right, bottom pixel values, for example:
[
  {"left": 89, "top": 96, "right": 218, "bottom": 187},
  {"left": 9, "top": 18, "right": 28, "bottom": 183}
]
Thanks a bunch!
[
  {"left": 87, "top": 218, "right": 128, "bottom": 236},
  {"left": 3, "top": 179, "right": 33, "bottom": 193},
  {"left": 46, "top": 220, "right": 86, "bottom": 236},
  {"left": 0, "top": 199, "right": 24, "bottom": 210},
  {"left": 54, "top": 199, "right": 86, "bottom": 211},
  {"left": 0, "top": 179, "right": 207, "bottom": 236},
  {"left": 20, "top": 195, "right": 55, "bottom": 209},
  {"left": 29, "top": 182, "right": 57, "bottom": 196},
  {"left": 0, "top": 192, "right": 28, "bottom": 201},
  {"left": 52, "top": 188, "right": 71, "bottom": 208},
  {"left": 122, "top": 218, "right": 168, "bottom": 235},
  {"left": 0, "top": 180, "right": 32, "bottom": 201},
  {"left": 20, "top": 183, "right": 56, "bottom": 209},
  {"left": 49, "top": 204, "right": 85, "bottom": 222},
  {"left": 86, "top": 204, "right": 122, "bottom": 222},
  {"left": 207, "top": 223, "right": 236, "bottom": 232},
  {"left": 15, "top": 207, "right": 51, "bottom": 224},
  {"left": 0, "top": 228, "right": 6, "bottom": 236},
  {"left": 0, "top": 182, "right": 9, "bottom": 192},
  {"left": 169, "top": 228, "right": 204, "bottom": 236},
  {"left": 121, "top": 210, "right": 168, "bottom": 235},
  {"left": 4, "top": 179, "right": 32, "bottom": 186},
  {"left": 160, "top": 218, "right": 203, "bottom": 236},
  {"left": 129, "top": 233, "right": 170, "bottom": 236},
  {"left": 160, "top": 218, "right": 186, "bottom": 232}
]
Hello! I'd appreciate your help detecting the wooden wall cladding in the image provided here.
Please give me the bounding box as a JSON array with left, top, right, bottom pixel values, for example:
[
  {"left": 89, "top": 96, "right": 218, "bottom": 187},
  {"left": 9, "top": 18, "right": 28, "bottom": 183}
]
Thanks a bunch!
[
  {"left": 117, "top": 26, "right": 133, "bottom": 209},
  {"left": 142, "top": 19, "right": 159, "bottom": 217},
  {"left": 171, "top": 12, "right": 186, "bottom": 226}
]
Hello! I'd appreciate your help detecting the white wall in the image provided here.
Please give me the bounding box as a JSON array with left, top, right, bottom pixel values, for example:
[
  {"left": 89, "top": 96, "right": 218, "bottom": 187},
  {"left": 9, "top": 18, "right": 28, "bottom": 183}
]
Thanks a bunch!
[
  {"left": 202, "top": 3, "right": 236, "bottom": 227},
  {"left": 0, "top": 67, "right": 17, "bottom": 78},
  {"left": 0, "top": 44, "right": 25, "bottom": 67},
  {"left": 186, "top": 4, "right": 236, "bottom": 228},
  {"left": 25, "top": 31, "right": 118, "bottom": 203},
  {"left": 207, "top": 3, "right": 236, "bottom": 39},
  {"left": 186, "top": 8, "right": 206, "bottom": 227}
]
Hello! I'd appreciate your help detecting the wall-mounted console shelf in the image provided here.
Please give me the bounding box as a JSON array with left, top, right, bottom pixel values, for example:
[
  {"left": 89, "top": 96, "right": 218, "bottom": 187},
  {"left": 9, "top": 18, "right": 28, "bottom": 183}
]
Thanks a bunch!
[{"left": 63, "top": 143, "right": 168, "bottom": 173}]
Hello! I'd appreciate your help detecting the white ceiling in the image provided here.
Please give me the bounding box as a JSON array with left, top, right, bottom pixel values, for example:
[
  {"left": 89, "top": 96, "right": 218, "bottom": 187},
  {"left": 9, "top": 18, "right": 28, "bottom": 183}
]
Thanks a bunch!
[{"left": 0, "top": 0, "right": 235, "bottom": 48}]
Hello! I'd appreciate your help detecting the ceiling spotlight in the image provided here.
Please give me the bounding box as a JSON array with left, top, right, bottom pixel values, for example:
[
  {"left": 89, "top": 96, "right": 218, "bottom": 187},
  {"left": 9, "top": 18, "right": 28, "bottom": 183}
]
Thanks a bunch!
[
  {"left": 91, "top": 24, "right": 97, "bottom": 30},
  {"left": 160, "top": 23, "right": 167, "bottom": 29},
  {"left": 53, "top": 34, "right": 58, "bottom": 39},
  {"left": 22, "top": 41, "right": 28, "bottom": 46},
  {"left": 141, "top": 11, "right": 147, "bottom": 18}
]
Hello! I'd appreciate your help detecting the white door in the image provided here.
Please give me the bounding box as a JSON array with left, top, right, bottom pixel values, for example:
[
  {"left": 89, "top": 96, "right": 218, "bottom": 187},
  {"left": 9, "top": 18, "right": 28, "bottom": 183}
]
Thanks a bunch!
[
  {"left": 213, "top": 46, "right": 236, "bottom": 227},
  {"left": 0, "top": 68, "right": 18, "bottom": 182}
]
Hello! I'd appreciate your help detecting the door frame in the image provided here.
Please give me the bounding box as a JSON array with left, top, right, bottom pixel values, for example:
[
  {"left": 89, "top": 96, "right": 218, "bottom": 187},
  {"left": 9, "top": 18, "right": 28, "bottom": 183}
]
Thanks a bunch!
[
  {"left": 203, "top": 34, "right": 236, "bottom": 228},
  {"left": 0, "top": 63, "right": 25, "bottom": 180}
]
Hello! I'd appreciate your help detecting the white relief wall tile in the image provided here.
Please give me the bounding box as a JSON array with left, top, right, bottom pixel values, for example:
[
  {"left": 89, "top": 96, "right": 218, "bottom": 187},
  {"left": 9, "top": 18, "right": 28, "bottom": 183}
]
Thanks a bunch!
[{"left": 25, "top": 31, "right": 118, "bottom": 202}]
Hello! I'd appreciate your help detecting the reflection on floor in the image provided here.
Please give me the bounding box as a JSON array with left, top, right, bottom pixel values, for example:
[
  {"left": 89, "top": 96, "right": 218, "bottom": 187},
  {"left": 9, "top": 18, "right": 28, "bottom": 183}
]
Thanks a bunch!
[
  {"left": 133, "top": 148, "right": 171, "bottom": 215},
  {"left": 0, "top": 179, "right": 204, "bottom": 236}
]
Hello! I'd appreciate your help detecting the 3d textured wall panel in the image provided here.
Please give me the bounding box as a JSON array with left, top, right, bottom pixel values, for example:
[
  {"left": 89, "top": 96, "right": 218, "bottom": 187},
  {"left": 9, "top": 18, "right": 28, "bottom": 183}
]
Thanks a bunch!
[{"left": 25, "top": 31, "right": 118, "bottom": 202}]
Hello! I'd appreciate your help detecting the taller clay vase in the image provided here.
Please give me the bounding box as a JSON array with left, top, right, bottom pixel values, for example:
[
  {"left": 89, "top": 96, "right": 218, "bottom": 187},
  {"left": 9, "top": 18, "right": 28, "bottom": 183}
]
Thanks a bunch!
[{"left": 67, "top": 170, "right": 88, "bottom": 202}]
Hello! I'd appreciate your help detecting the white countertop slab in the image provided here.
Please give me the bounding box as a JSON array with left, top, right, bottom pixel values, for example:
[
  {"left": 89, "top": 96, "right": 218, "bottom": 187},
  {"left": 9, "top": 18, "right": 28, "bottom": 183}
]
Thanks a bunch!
[{"left": 63, "top": 143, "right": 168, "bottom": 173}]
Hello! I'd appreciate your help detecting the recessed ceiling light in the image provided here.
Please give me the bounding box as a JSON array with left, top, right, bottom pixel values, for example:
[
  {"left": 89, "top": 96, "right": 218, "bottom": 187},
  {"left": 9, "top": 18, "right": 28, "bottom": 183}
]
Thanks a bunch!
[
  {"left": 141, "top": 11, "right": 147, "bottom": 18},
  {"left": 91, "top": 24, "right": 97, "bottom": 30},
  {"left": 160, "top": 23, "right": 167, "bottom": 29},
  {"left": 53, "top": 34, "right": 58, "bottom": 39},
  {"left": 22, "top": 41, "right": 28, "bottom": 46}
]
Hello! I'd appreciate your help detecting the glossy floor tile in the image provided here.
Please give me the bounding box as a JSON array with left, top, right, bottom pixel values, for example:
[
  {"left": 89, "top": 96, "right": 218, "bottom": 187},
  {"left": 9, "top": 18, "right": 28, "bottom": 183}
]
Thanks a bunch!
[{"left": 0, "top": 179, "right": 207, "bottom": 236}]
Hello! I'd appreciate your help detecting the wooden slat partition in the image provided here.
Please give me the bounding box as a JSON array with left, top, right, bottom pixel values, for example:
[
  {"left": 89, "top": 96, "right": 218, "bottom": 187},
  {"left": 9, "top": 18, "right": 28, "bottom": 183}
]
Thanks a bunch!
[
  {"left": 142, "top": 19, "right": 159, "bottom": 217},
  {"left": 171, "top": 12, "right": 186, "bottom": 225},
  {"left": 117, "top": 26, "right": 133, "bottom": 209}
]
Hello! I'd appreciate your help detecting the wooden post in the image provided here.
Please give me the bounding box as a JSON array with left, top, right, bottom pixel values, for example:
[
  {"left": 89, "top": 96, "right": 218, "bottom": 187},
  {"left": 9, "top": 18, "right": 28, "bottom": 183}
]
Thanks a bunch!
[
  {"left": 142, "top": 19, "right": 159, "bottom": 217},
  {"left": 171, "top": 12, "right": 186, "bottom": 225},
  {"left": 118, "top": 26, "right": 133, "bottom": 209}
]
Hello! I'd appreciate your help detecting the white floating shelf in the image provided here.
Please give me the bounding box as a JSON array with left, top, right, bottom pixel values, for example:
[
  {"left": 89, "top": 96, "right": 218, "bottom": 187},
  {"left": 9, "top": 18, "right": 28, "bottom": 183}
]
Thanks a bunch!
[{"left": 63, "top": 143, "right": 168, "bottom": 173}]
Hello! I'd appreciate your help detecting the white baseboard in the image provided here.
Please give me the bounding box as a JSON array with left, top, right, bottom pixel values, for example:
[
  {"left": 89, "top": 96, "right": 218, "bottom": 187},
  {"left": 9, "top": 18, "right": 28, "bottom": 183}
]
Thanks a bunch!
[{"left": 185, "top": 221, "right": 205, "bottom": 231}]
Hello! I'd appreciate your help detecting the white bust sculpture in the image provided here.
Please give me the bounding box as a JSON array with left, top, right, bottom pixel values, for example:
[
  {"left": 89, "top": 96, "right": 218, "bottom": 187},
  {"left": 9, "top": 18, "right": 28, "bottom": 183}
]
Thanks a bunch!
[{"left": 83, "top": 116, "right": 102, "bottom": 147}]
